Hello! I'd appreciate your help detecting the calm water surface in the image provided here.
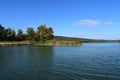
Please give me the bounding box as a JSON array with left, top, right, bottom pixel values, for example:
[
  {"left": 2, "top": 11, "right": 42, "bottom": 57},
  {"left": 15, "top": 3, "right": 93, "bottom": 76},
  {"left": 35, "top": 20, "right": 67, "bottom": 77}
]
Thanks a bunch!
[{"left": 0, "top": 42, "right": 120, "bottom": 80}]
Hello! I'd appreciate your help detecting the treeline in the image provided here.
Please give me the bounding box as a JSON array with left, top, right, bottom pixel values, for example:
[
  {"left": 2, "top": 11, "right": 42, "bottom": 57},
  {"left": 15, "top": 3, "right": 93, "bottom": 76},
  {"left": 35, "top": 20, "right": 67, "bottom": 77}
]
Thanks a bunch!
[{"left": 0, "top": 24, "right": 54, "bottom": 42}]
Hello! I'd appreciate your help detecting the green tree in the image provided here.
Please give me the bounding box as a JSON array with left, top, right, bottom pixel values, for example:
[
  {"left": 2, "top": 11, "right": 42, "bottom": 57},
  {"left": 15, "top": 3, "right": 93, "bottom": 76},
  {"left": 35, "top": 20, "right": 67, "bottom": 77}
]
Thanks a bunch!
[
  {"left": 26, "top": 27, "right": 35, "bottom": 41},
  {"left": 37, "top": 25, "right": 54, "bottom": 42},
  {"left": 48, "top": 27, "right": 54, "bottom": 39},
  {"left": 34, "top": 32, "right": 39, "bottom": 41},
  {"left": 37, "top": 25, "right": 47, "bottom": 42},
  {"left": 11, "top": 29, "right": 16, "bottom": 41},
  {"left": 0, "top": 24, "right": 5, "bottom": 41},
  {"left": 5, "top": 28, "right": 16, "bottom": 41},
  {"left": 16, "top": 29, "right": 25, "bottom": 41}
]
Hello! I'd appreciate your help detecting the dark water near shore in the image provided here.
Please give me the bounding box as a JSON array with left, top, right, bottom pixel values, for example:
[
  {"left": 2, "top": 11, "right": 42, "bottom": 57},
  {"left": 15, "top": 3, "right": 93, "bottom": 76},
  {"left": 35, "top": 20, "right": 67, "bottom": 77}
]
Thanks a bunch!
[{"left": 0, "top": 42, "right": 120, "bottom": 80}]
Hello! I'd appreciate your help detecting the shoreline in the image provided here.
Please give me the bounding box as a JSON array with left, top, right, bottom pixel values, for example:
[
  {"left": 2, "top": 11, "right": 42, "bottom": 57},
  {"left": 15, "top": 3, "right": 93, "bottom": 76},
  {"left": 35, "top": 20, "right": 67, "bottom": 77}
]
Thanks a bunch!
[
  {"left": 0, "top": 41, "right": 81, "bottom": 47},
  {"left": 0, "top": 41, "right": 31, "bottom": 47}
]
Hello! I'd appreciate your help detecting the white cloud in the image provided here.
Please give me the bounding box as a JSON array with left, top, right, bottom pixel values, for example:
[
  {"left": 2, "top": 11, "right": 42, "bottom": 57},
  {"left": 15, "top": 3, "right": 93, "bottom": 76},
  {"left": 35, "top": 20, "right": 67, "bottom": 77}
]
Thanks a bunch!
[
  {"left": 75, "top": 19, "right": 101, "bottom": 26},
  {"left": 104, "top": 21, "right": 113, "bottom": 25}
]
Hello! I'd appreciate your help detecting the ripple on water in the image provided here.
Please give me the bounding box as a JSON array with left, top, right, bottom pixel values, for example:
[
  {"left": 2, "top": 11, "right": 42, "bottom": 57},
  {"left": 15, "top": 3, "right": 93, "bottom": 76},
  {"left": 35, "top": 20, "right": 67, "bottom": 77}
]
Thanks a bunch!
[
  {"left": 50, "top": 66, "right": 118, "bottom": 80},
  {"left": 0, "top": 43, "right": 120, "bottom": 80}
]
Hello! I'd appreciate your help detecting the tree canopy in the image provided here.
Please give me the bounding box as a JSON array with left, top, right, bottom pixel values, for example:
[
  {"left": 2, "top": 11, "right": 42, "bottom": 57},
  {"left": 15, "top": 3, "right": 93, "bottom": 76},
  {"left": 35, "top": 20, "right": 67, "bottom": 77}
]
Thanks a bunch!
[
  {"left": 26, "top": 27, "right": 35, "bottom": 41},
  {"left": 5, "top": 28, "right": 16, "bottom": 41},
  {"left": 0, "top": 24, "right": 5, "bottom": 41},
  {"left": 0, "top": 24, "right": 54, "bottom": 42},
  {"left": 37, "top": 25, "right": 54, "bottom": 42},
  {"left": 16, "top": 29, "right": 26, "bottom": 41}
]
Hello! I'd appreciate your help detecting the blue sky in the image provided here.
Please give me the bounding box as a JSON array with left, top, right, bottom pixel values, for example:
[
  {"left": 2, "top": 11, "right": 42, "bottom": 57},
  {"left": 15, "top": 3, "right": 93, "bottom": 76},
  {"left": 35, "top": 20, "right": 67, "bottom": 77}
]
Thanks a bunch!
[{"left": 0, "top": 0, "right": 120, "bottom": 40}]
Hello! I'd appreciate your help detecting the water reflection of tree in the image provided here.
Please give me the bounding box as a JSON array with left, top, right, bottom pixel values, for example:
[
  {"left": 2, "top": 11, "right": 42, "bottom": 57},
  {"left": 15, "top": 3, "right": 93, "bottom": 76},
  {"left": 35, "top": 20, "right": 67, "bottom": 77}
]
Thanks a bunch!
[
  {"left": 37, "top": 46, "right": 54, "bottom": 80},
  {"left": 26, "top": 46, "right": 54, "bottom": 80}
]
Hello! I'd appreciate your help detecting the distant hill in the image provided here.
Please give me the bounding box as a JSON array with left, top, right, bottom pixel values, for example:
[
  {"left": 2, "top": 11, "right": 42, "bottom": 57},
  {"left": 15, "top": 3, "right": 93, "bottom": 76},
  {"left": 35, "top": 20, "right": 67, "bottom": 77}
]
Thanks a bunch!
[{"left": 54, "top": 36, "right": 116, "bottom": 42}]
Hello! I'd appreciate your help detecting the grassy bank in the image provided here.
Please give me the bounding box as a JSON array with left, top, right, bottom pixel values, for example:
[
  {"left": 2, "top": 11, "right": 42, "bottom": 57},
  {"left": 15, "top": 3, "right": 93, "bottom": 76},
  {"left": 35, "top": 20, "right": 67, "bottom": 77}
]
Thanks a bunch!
[
  {"left": 0, "top": 41, "right": 31, "bottom": 47},
  {"left": 34, "top": 40, "right": 81, "bottom": 46},
  {"left": 0, "top": 40, "right": 81, "bottom": 47}
]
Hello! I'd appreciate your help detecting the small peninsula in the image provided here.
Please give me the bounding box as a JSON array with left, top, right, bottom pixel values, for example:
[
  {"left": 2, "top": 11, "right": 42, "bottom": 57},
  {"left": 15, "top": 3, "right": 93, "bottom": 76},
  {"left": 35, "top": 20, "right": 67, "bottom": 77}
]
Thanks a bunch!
[{"left": 0, "top": 24, "right": 116, "bottom": 47}]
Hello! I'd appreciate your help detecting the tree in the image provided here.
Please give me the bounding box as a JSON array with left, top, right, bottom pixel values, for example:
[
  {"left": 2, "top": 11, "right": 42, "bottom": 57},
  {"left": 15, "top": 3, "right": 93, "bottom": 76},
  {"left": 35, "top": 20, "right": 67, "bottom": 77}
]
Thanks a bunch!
[
  {"left": 11, "top": 29, "right": 16, "bottom": 41},
  {"left": 26, "top": 27, "right": 35, "bottom": 41},
  {"left": 37, "top": 25, "right": 54, "bottom": 42},
  {"left": 48, "top": 27, "right": 54, "bottom": 39},
  {"left": 0, "top": 24, "right": 54, "bottom": 41},
  {"left": 34, "top": 32, "right": 39, "bottom": 41},
  {"left": 37, "top": 25, "right": 47, "bottom": 42},
  {"left": 16, "top": 29, "right": 25, "bottom": 41},
  {"left": 5, "top": 28, "right": 16, "bottom": 41},
  {"left": 0, "top": 24, "right": 5, "bottom": 41}
]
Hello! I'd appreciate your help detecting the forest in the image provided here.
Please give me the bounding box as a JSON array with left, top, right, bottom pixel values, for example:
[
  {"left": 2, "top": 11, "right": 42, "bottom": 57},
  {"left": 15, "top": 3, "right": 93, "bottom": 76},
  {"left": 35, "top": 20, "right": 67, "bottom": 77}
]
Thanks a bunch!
[{"left": 0, "top": 24, "right": 54, "bottom": 42}]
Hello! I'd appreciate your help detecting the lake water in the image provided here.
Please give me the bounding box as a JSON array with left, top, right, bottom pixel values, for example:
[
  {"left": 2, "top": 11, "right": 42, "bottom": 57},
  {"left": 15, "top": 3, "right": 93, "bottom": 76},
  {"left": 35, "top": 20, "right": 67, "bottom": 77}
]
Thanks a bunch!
[{"left": 0, "top": 42, "right": 120, "bottom": 80}]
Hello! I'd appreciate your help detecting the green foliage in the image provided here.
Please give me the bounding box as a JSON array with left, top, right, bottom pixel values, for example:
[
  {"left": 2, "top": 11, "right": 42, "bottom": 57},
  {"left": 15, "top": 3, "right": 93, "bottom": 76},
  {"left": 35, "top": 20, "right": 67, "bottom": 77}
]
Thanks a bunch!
[
  {"left": 0, "top": 24, "right": 5, "bottom": 41},
  {"left": 11, "top": 29, "right": 16, "bottom": 41},
  {"left": 16, "top": 29, "right": 25, "bottom": 41},
  {"left": 0, "top": 24, "right": 54, "bottom": 42},
  {"left": 48, "top": 27, "right": 54, "bottom": 39},
  {"left": 34, "top": 33, "right": 39, "bottom": 41},
  {"left": 5, "top": 28, "right": 16, "bottom": 41},
  {"left": 26, "top": 27, "right": 35, "bottom": 41},
  {"left": 37, "top": 25, "right": 54, "bottom": 42}
]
